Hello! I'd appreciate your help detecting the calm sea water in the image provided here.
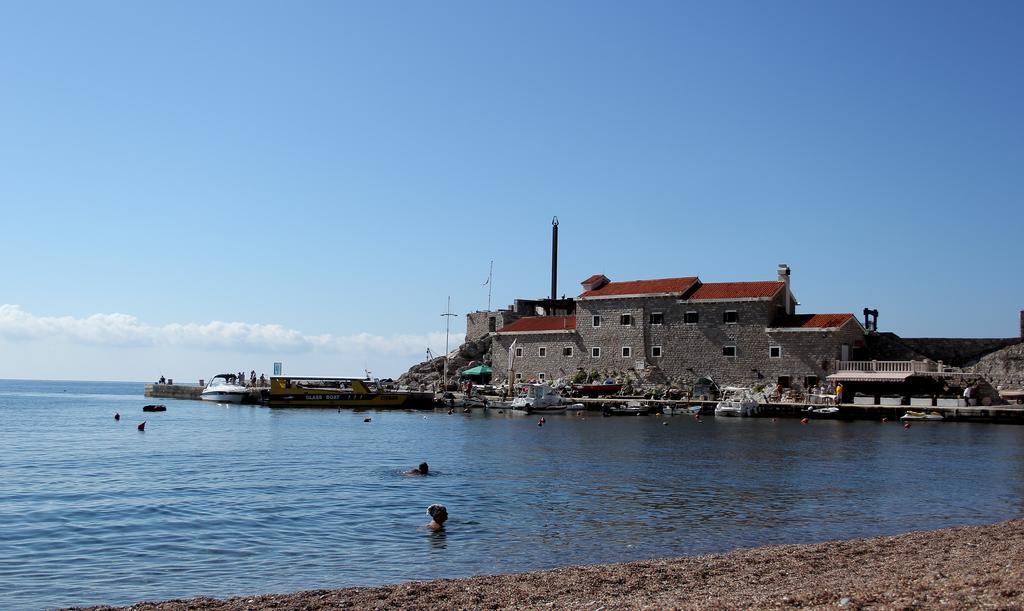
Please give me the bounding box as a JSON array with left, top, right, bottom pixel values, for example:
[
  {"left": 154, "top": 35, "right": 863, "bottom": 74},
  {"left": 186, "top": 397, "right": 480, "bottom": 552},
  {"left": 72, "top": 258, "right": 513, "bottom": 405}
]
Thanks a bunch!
[{"left": 1, "top": 379, "right": 1023, "bottom": 609}]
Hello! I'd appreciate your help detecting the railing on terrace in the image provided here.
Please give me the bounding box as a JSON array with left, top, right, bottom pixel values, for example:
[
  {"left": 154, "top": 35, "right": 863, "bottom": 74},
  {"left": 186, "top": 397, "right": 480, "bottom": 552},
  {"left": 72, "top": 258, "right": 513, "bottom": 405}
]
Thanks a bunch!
[{"left": 834, "top": 360, "right": 939, "bottom": 373}]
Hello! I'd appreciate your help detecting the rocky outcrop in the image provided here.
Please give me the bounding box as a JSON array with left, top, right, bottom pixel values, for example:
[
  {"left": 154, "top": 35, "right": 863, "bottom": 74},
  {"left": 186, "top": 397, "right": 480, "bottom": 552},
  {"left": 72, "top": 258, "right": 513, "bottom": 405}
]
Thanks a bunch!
[
  {"left": 967, "top": 342, "right": 1024, "bottom": 390},
  {"left": 397, "top": 338, "right": 493, "bottom": 389},
  {"left": 899, "top": 337, "right": 1019, "bottom": 368}
]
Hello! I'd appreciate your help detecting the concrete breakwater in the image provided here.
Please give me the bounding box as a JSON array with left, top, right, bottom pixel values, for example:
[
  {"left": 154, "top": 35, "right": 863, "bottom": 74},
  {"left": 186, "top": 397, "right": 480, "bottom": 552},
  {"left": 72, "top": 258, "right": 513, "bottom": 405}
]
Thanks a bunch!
[
  {"left": 489, "top": 394, "right": 1024, "bottom": 423},
  {"left": 142, "top": 383, "right": 1024, "bottom": 422},
  {"left": 144, "top": 383, "right": 264, "bottom": 404}
]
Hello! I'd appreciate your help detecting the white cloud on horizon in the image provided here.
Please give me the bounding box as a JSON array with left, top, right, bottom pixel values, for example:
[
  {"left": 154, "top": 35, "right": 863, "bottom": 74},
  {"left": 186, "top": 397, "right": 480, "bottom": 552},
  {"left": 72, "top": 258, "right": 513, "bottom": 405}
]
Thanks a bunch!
[{"left": 0, "top": 304, "right": 452, "bottom": 356}]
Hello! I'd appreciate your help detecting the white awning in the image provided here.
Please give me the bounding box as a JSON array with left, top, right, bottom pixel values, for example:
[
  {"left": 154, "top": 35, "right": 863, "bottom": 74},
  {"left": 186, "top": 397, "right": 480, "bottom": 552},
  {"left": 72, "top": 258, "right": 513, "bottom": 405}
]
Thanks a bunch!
[{"left": 827, "top": 371, "right": 915, "bottom": 383}]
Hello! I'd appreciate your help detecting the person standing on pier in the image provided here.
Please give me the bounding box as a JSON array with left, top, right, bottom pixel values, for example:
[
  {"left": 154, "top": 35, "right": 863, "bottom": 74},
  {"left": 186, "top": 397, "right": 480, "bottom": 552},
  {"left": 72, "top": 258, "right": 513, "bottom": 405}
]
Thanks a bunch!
[{"left": 835, "top": 382, "right": 844, "bottom": 405}]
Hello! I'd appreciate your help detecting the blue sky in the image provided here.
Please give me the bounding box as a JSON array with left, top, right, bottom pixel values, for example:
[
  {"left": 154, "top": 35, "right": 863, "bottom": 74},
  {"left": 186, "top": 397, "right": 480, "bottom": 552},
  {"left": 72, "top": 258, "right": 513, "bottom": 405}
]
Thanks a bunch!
[{"left": 1, "top": 1, "right": 1021, "bottom": 381}]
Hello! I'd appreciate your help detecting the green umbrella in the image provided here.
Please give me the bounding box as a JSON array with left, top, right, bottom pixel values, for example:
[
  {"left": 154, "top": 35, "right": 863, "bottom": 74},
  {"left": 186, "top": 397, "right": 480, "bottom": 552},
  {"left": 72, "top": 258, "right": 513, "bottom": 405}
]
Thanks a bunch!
[{"left": 461, "top": 365, "right": 493, "bottom": 376}]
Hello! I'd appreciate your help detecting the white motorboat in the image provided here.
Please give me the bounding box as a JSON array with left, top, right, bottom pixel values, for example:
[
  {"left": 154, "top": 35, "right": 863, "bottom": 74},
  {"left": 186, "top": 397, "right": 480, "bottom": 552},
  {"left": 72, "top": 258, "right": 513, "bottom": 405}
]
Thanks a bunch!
[
  {"left": 662, "top": 404, "right": 704, "bottom": 416},
  {"left": 510, "top": 383, "right": 578, "bottom": 414},
  {"left": 714, "top": 387, "right": 760, "bottom": 417},
  {"left": 603, "top": 401, "right": 650, "bottom": 416},
  {"left": 201, "top": 373, "right": 249, "bottom": 404},
  {"left": 810, "top": 406, "right": 840, "bottom": 416},
  {"left": 900, "top": 410, "right": 944, "bottom": 421}
]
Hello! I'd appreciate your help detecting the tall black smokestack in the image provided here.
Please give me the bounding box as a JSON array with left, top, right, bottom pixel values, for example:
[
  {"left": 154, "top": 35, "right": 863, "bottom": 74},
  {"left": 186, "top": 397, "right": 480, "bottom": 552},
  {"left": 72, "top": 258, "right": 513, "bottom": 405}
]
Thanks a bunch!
[{"left": 551, "top": 216, "right": 559, "bottom": 302}]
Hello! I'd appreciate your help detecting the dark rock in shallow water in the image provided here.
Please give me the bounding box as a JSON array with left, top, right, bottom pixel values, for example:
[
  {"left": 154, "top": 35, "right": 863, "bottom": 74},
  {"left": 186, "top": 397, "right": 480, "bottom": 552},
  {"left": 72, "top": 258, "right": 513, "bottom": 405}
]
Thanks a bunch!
[{"left": 142, "top": 404, "right": 167, "bottom": 412}]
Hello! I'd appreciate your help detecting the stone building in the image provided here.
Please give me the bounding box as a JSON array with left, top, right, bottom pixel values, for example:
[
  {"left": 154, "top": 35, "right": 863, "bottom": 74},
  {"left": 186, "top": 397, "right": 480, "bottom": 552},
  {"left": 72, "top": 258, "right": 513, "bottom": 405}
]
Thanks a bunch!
[{"left": 476, "top": 264, "right": 865, "bottom": 389}]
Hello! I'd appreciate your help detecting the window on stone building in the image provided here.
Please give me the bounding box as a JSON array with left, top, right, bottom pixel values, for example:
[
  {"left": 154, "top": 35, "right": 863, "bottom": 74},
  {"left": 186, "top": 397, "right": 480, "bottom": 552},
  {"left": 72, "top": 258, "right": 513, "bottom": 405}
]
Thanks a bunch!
[
  {"left": 538, "top": 347, "right": 547, "bottom": 357},
  {"left": 620, "top": 314, "right": 632, "bottom": 325},
  {"left": 515, "top": 347, "right": 523, "bottom": 358},
  {"left": 622, "top": 347, "right": 631, "bottom": 358},
  {"left": 488, "top": 317, "right": 496, "bottom": 332},
  {"left": 722, "top": 345, "right": 737, "bottom": 358},
  {"left": 538, "top": 372, "right": 546, "bottom": 381},
  {"left": 651, "top": 345, "right": 662, "bottom": 358},
  {"left": 724, "top": 310, "right": 739, "bottom": 324},
  {"left": 591, "top": 347, "right": 601, "bottom": 358},
  {"left": 650, "top": 312, "right": 663, "bottom": 325},
  {"left": 777, "top": 375, "right": 791, "bottom": 388},
  {"left": 685, "top": 311, "right": 699, "bottom": 324},
  {"left": 769, "top": 346, "right": 782, "bottom": 359},
  {"left": 593, "top": 315, "right": 601, "bottom": 327},
  {"left": 804, "top": 375, "right": 819, "bottom": 388},
  {"left": 515, "top": 373, "right": 523, "bottom": 381},
  {"left": 563, "top": 346, "right": 573, "bottom": 357}
]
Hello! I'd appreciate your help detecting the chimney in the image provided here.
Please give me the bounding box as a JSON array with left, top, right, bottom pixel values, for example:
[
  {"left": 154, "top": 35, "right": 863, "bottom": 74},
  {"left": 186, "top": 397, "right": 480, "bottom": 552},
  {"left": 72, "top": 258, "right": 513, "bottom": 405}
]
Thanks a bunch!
[
  {"left": 551, "top": 216, "right": 559, "bottom": 302},
  {"left": 777, "top": 264, "right": 792, "bottom": 315},
  {"left": 864, "top": 308, "right": 879, "bottom": 333}
]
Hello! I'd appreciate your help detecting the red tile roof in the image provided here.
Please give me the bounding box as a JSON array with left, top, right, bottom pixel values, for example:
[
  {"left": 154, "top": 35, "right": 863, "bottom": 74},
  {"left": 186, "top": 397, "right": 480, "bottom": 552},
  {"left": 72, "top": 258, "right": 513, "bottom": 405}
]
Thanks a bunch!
[
  {"left": 499, "top": 315, "right": 577, "bottom": 333},
  {"left": 578, "top": 276, "right": 699, "bottom": 299},
  {"left": 689, "top": 281, "right": 784, "bottom": 300},
  {"left": 773, "top": 313, "right": 856, "bottom": 329},
  {"left": 581, "top": 274, "right": 607, "bottom": 286}
]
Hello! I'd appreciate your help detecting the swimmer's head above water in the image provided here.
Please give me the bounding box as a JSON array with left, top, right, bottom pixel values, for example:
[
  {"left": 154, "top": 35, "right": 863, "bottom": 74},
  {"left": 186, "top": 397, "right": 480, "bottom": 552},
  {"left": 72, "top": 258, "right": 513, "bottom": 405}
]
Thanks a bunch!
[
  {"left": 406, "top": 462, "right": 429, "bottom": 475},
  {"left": 427, "top": 504, "right": 447, "bottom": 530}
]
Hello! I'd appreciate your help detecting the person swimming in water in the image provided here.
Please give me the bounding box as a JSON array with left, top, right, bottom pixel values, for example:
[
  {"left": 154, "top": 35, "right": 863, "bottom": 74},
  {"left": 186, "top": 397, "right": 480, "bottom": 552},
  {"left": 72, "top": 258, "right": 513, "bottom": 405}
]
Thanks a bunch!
[
  {"left": 426, "top": 504, "right": 447, "bottom": 531},
  {"left": 406, "top": 462, "right": 429, "bottom": 476}
]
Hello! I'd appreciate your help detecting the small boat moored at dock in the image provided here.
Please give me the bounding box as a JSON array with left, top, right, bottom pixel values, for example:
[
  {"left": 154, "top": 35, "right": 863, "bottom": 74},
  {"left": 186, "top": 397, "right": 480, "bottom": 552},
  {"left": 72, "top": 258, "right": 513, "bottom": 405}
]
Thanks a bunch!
[
  {"left": 900, "top": 410, "right": 944, "bottom": 421},
  {"left": 603, "top": 401, "right": 650, "bottom": 416},
  {"left": 805, "top": 405, "right": 840, "bottom": 418},
  {"left": 268, "top": 375, "right": 433, "bottom": 409},
  {"left": 201, "top": 374, "right": 249, "bottom": 404},
  {"left": 714, "top": 387, "right": 760, "bottom": 417},
  {"left": 508, "top": 383, "right": 582, "bottom": 414},
  {"left": 662, "top": 404, "right": 704, "bottom": 416}
]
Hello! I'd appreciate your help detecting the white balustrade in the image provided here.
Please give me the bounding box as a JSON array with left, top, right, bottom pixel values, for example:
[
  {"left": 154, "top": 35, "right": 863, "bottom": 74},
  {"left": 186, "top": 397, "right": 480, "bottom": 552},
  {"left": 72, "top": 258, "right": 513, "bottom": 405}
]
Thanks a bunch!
[{"left": 834, "top": 360, "right": 937, "bottom": 374}]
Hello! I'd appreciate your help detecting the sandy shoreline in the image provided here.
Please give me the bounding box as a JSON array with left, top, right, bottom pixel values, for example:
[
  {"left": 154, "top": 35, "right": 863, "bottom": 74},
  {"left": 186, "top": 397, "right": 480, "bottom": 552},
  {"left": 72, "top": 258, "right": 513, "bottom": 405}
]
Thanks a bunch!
[{"left": 79, "top": 519, "right": 1024, "bottom": 610}]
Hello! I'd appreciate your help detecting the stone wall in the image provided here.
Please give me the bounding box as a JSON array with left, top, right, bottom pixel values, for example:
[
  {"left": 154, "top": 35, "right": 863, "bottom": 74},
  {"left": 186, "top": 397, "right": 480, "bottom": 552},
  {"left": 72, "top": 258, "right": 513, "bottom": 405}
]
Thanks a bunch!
[
  {"left": 483, "top": 290, "right": 862, "bottom": 388},
  {"left": 491, "top": 331, "right": 584, "bottom": 383},
  {"left": 465, "top": 310, "right": 524, "bottom": 343},
  {"left": 575, "top": 295, "right": 672, "bottom": 375},
  {"left": 765, "top": 322, "right": 865, "bottom": 388}
]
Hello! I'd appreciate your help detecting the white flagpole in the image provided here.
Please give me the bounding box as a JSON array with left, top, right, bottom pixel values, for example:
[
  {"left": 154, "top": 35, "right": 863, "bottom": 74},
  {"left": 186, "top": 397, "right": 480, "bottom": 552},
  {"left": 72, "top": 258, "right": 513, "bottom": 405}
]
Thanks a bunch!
[
  {"left": 486, "top": 260, "right": 493, "bottom": 312},
  {"left": 508, "top": 338, "right": 517, "bottom": 386}
]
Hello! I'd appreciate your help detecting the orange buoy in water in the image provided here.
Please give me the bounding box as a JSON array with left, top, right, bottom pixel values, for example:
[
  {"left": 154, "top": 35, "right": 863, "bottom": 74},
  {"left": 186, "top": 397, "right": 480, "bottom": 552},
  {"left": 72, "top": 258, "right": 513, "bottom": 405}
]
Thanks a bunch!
[
  {"left": 904, "top": 422, "right": 911, "bottom": 429},
  {"left": 801, "top": 417, "right": 809, "bottom": 424},
  {"left": 137, "top": 421, "right": 145, "bottom": 431},
  {"left": 114, "top": 412, "right": 120, "bottom": 421},
  {"left": 537, "top": 420, "right": 543, "bottom": 427}
]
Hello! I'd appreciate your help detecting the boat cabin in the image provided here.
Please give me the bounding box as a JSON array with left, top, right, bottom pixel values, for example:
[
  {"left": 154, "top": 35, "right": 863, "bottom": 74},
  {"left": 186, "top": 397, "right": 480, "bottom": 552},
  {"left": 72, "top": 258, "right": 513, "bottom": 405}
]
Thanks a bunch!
[{"left": 270, "top": 376, "right": 382, "bottom": 394}]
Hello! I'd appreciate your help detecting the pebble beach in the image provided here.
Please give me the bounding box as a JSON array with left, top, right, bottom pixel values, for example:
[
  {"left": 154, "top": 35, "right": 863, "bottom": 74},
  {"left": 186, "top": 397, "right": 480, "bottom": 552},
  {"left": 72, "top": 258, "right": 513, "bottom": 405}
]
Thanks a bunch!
[{"left": 79, "top": 519, "right": 1024, "bottom": 610}]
